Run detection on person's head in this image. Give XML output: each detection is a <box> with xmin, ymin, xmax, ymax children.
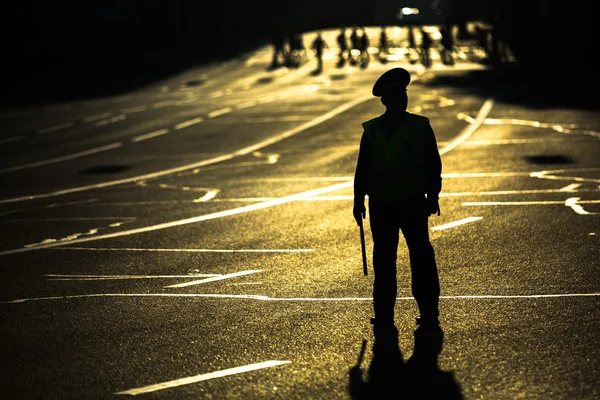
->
<box><xmin>372</xmin><ymin>68</ymin><xmax>411</xmax><ymax>112</ymax></box>
<box><xmin>381</xmin><ymin>89</ymin><xmax>408</xmax><ymax>111</ymax></box>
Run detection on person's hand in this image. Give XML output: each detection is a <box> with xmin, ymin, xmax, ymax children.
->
<box><xmin>353</xmin><ymin>201</ymin><xmax>366</xmax><ymax>226</ymax></box>
<box><xmin>427</xmin><ymin>196</ymin><xmax>441</xmax><ymax>216</ymax></box>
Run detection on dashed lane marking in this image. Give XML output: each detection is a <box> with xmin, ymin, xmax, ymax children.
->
<box><xmin>132</xmin><ymin>129</ymin><xmax>169</xmax><ymax>143</ymax></box>
<box><xmin>207</xmin><ymin>106</ymin><xmax>233</xmax><ymax>118</ymax></box>
<box><xmin>0</xmin><ymin>135</ymin><xmax>25</xmax><ymax>145</ymax></box>
<box><xmin>0</xmin><ymin>142</ymin><xmax>124</xmax><ymax>173</ymax></box>
<box><xmin>82</xmin><ymin>112</ymin><xmax>112</xmax><ymax>123</ymax></box>
<box><xmin>174</xmin><ymin>117</ymin><xmax>203</xmax><ymax>130</ymax></box>
<box><xmin>36</xmin><ymin>122</ymin><xmax>75</xmax><ymax>135</ymax></box>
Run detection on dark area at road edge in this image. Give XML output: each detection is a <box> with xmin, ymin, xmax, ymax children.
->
<box><xmin>4</xmin><ymin>36</ymin><xmax>597</xmax><ymax>113</ymax></box>
<box><xmin>2</xmin><ymin>0</ymin><xmax>598</xmax><ymax>112</ymax></box>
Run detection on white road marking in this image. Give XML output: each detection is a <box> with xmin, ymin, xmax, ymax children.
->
<box><xmin>36</xmin><ymin>122</ymin><xmax>75</xmax><ymax>135</ymax></box>
<box><xmin>0</xmin><ymin>93</ymin><xmax>374</xmax><ymax>205</ymax></box>
<box><xmin>460</xmin><ymin>138</ymin><xmax>590</xmax><ymax>146</ymax></box>
<box><xmin>457</xmin><ymin>114</ymin><xmax>600</xmax><ymax>138</ymax></box>
<box><xmin>441</xmin><ymin>98</ymin><xmax>493</xmax><ymax>154</ymax></box>
<box><xmin>120</xmin><ymin>106</ymin><xmax>147</xmax><ymax>114</ymax></box>
<box><xmin>463</xmin><ymin>200</ymin><xmax>600</xmax><ymax>206</ymax></box>
<box><xmin>442</xmin><ymin>171</ymin><xmax>533</xmax><ymax>178</ymax></box>
<box><xmin>82</xmin><ymin>112</ymin><xmax>112</xmax><ymax>123</ymax></box>
<box><xmin>165</xmin><ymin>269</ymin><xmax>261</xmax><ymax>288</ymax></box>
<box><xmin>0</xmin><ymin>181</ymin><xmax>353</xmax><ymax>255</ymax></box>
<box><xmin>487</xmin><ymin>117</ymin><xmax>600</xmax><ymax>138</ymax></box>
<box><xmin>0</xmin><ymin>142</ymin><xmax>124</xmax><ymax>173</ymax></box>
<box><xmin>208</xmin><ymin>106</ymin><xmax>233</xmax><ymax>118</ymax></box>
<box><xmin>531</xmin><ymin>168</ymin><xmax>600</xmax><ymax>184</ymax></box>
<box><xmin>235</xmin><ymin>100</ymin><xmax>257</xmax><ymax>109</ymax></box>
<box><xmin>431</xmin><ymin>217</ymin><xmax>483</xmax><ymax>231</ymax></box>
<box><xmin>152</xmin><ymin>100</ymin><xmax>177</xmax><ymax>108</ymax></box>
<box><xmin>192</xmin><ymin>189</ymin><xmax>220</xmax><ymax>202</ymax></box>
<box><xmin>565</xmin><ymin>197</ymin><xmax>598</xmax><ymax>215</ymax></box>
<box><xmin>46</xmin><ymin>273</ymin><xmax>219</xmax><ymax>280</ymax></box>
<box><xmin>203</xmin><ymin>116</ymin><xmax>313</xmax><ymax>124</ymax></box>
<box><xmin>114</xmin><ymin>360</ymin><xmax>291</xmax><ymax>396</ymax></box>
<box><xmin>162</xmin><ymin>187</ymin><xmax>600</xmax><ymax>203</ymax></box>
<box><xmin>0</xmin><ymin>217</ymin><xmax>135</xmax><ymax>222</ymax></box>
<box><xmin>0</xmin><ymin>95</ymin><xmax>495</xmax><ymax>255</ymax></box>
<box><xmin>95</xmin><ymin>115</ymin><xmax>125</xmax><ymax>127</ymax></box>
<box><xmin>232</xmin><ymin>176</ymin><xmax>353</xmax><ymax>183</ymax></box>
<box><xmin>441</xmin><ymin>188</ymin><xmax>600</xmax><ymax>197</ymax></box>
<box><xmin>132</xmin><ymin>129</ymin><xmax>169</xmax><ymax>142</ymax></box>
<box><xmin>560</xmin><ymin>183</ymin><xmax>582</xmax><ymax>191</ymax></box>
<box><xmin>5</xmin><ymin>292</ymin><xmax>600</xmax><ymax>304</ymax></box>
<box><xmin>0</xmin><ymin>135</ymin><xmax>25</xmax><ymax>145</ymax></box>
<box><xmin>51</xmin><ymin>247</ymin><xmax>313</xmax><ymax>252</ymax></box>
<box><xmin>174</xmin><ymin>117</ymin><xmax>204</xmax><ymax>130</ymax></box>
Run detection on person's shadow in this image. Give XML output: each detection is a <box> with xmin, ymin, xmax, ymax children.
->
<box><xmin>349</xmin><ymin>324</ymin><xmax>463</xmax><ymax>399</ymax></box>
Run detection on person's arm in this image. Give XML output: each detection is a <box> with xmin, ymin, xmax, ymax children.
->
<box><xmin>353</xmin><ymin>131</ymin><xmax>370</xmax><ymax>225</ymax></box>
<box><xmin>423</xmin><ymin>119</ymin><xmax>442</xmax><ymax>215</ymax></box>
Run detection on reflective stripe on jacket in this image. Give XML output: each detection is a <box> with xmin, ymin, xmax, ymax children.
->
<box><xmin>362</xmin><ymin>112</ymin><xmax>428</xmax><ymax>202</ymax></box>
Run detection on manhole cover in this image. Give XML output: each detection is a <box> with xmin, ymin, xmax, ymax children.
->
<box><xmin>524</xmin><ymin>155</ymin><xmax>573</xmax><ymax>165</ymax></box>
<box><xmin>257</xmin><ymin>76</ymin><xmax>273</xmax><ymax>84</ymax></box>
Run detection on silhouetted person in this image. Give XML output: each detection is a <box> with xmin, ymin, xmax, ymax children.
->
<box><xmin>287</xmin><ymin>33</ymin><xmax>306</xmax><ymax>68</ymax></box>
<box><xmin>311</xmin><ymin>32</ymin><xmax>328</xmax><ymax>73</ymax></box>
<box><xmin>378</xmin><ymin>26</ymin><xmax>389</xmax><ymax>63</ymax></box>
<box><xmin>420</xmin><ymin>27</ymin><xmax>432</xmax><ymax>67</ymax></box>
<box><xmin>475</xmin><ymin>25</ymin><xmax>489</xmax><ymax>59</ymax></box>
<box><xmin>350</xmin><ymin>26</ymin><xmax>360</xmax><ymax>52</ymax></box>
<box><xmin>359</xmin><ymin>27</ymin><xmax>370</xmax><ymax>68</ymax></box>
<box><xmin>407</xmin><ymin>24</ymin><xmax>417</xmax><ymax>64</ymax></box>
<box><xmin>353</xmin><ymin>68</ymin><xmax>442</xmax><ymax>329</ymax></box>
<box><xmin>349</xmin><ymin>26</ymin><xmax>360</xmax><ymax>66</ymax></box>
<box><xmin>439</xmin><ymin>24</ymin><xmax>455</xmax><ymax>66</ymax></box>
<box><xmin>336</xmin><ymin>27</ymin><xmax>349</xmax><ymax>67</ymax></box>
<box><xmin>270</xmin><ymin>34</ymin><xmax>287</xmax><ymax>69</ymax></box>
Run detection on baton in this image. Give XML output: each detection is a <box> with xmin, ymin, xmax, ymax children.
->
<box><xmin>359</xmin><ymin>219</ymin><xmax>368</xmax><ymax>275</ymax></box>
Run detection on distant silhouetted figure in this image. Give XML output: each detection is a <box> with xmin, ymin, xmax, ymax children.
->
<box><xmin>349</xmin><ymin>26</ymin><xmax>360</xmax><ymax>65</ymax></box>
<box><xmin>407</xmin><ymin>25</ymin><xmax>418</xmax><ymax>64</ymax></box>
<box><xmin>353</xmin><ymin>68</ymin><xmax>442</xmax><ymax>329</ymax></box>
<box><xmin>378</xmin><ymin>26</ymin><xmax>389</xmax><ymax>63</ymax></box>
<box><xmin>439</xmin><ymin>24</ymin><xmax>455</xmax><ymax>66</ymax></box>
<box><xmin>336</xmin><ymin>27</ymin><xmax>349</xmax><ymax>67</ymax></box>
<box><xmin>350</xmin><ymin>26</ymin><xmax>360</xmax><ymax>53</ymax></box>
<box><xmin>359</xmin><ymin>27</ymin><xmax>370</xmax><ymax>68</ymax></box>
<box><xmin>420</xmin><ymin>27</ymin><xmax>432</xmax><ymax>67</ymax></box>
<box><xmin>270</xmin><ymin>34</ymin><xmax>288</xmax><ymax>69</ymax></box>
<box><xmin>287</xmin><ymin>33</ymin><xmax>307</xmax><ymax>68</ymax></box>
<box><xmin>311</xmin><ymin>32</ymin><xmax>329</xmax><ymax>73</ymax></box>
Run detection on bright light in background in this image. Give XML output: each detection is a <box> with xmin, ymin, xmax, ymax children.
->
<box><xmin>400</xmin><ymin>7</ymin><xmax>419</xmax><ymax>16</ymax></box>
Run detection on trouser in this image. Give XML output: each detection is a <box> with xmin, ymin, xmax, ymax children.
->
<box><xmin>369</xmin><ymin>197</ymin><xmax>440</xmax><ymax>321</ymax></box>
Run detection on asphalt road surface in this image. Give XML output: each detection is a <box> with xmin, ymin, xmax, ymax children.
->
<box><xmin>1</xmin><ymin>27</ymin><xmax>599</xmax><ymax>400</ymax></box>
